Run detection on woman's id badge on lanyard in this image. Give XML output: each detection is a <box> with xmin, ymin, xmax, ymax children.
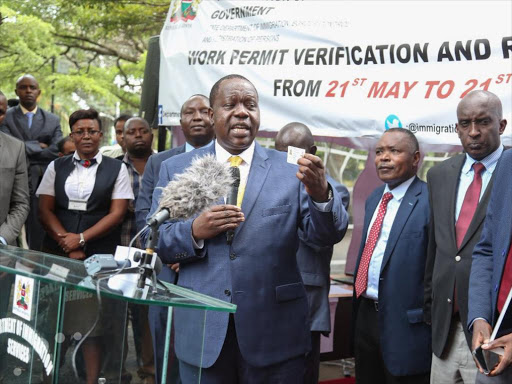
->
<box><xmin>68</xmin><ymin>199</ymin><xmax>87</xmax><ymax>211</ymax></box>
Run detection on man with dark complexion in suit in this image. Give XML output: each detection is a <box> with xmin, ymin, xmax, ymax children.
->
<box><xmin>135</xmin><ymin>94</ymin><xmax>215</xmax><ymax>384</ymax></box>
<box><xmin>353</xmin><ymin>128</ymin><xmax>431</xmax><ymax>384</ymax></box>
<box><xmin>1</xmin><ymin>75</ymin><xmax>62</xmax><ymax>251</ymax></box>
<box><xmin>425</xmin><ymin>90</ymin><xmax>506</xmax><ymax>384</ymax></box>
<box><xmin>275</xmin><ymin>122</ymin><xmax>350</xmax><ymax>384</ymax></box>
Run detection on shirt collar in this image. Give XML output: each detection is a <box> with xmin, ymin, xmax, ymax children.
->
<box><xmin>384</xmin><ymin>175</ymin><xmax>416</xmax><ymax>202</ymax></box>
<box><xmin>73</xmin><ymin>151</ymin><xmax>103</xmax><ymax>165</ymax></box>
<box><xmin>215</xmin><ymin>140</ymin><xmax>255</xmax><ymax>167</ymax></box>
<box><xmin>185</xmin><ymin>140</ymin><xmax>214</xmax><ymax>153</ymax></box>
<box><xmin>122</xmin><ymin>152</ymin><xmax>153</xmax><ymax>173</ymax></box>
<box><xmin>462</xmin><ymin>145</ymin><xmax>503</xmax><ymax>175</ymax></box>
<box><xmin>20</xmin><ymin>105</ymin><xmax>38</xmax><ymax>115</ymax></box>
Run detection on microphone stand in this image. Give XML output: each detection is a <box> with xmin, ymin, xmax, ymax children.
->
<box><xmin>92</xmin><ymin>224</ymin><xmax>161</xmax><ymax>294</ymax></box>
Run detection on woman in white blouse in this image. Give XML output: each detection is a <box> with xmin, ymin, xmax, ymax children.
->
<box><xmin>37</xmin><ymin>109</ymin><xmax>133</xmax><ymax>384</ymax></box>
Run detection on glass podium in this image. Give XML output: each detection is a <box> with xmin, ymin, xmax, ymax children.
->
<box><xmin>0</xmin><ymin>245</ymin><xmax>236</xmax><ymax>384</ymax></box>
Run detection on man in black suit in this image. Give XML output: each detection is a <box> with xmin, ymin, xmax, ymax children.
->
<box><xmin>0</xmin><ymin>74</ymin><xmax>62</xmax><ymax>250</ymax></box>
<box><xmin>275</xmin><ymin>122</ymin><xmax>350</xmax><ymax>384</ymax></box>
<box><xmin>135</xmin><ymin>94</ymin><xmax>214</xmax><ymax>384</ymax></box>
<box><xmin>424</xmin><ymin>90</ymin><xmax>506</xmax><ymax>383</ymax></box>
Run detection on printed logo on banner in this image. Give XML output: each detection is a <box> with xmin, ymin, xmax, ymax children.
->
<box><xmin>385</xmin><ymin>114</ymin><xmax>402</xmax><ymax>130</ymax></box>
<box><xmin>170</xmin><ymin>0</ymin><xmax>202</xmax><ymax>23</ymax></box>
<box><xmin>158</xmin><ymin>105</ymin><xmax>163</xmax><ymax>125</ymax></box>
<box><xmin>12</xmin><ymin>275</ymin><xmax>35</xmax><ymax>321</ymax></box>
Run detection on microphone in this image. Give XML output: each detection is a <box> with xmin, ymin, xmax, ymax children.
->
<box><xmin>226</xmin><ymin>167</ymin><xmax>240</xmax><ymax>244</ymax></box>
<box><xmin>148</xmin><ymin>153</ymin><xmax>234</xmax><ymax>225</ymax></box>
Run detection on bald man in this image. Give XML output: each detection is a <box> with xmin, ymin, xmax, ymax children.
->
<box><xmin>424</xmin><ymin>90</ymin><xmax>507</xmax><ymax>383</ymax></box>
<box><xmin>275</xmin><ymin>122</ymin><xmax>350</xmax><ymax>384</ymax></box>
<box><xmin>1</xmin><ymin>74</ymin><xmax>62</xmax><ymax>250</ymax></box>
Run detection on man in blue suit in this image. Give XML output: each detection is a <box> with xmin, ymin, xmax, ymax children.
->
<box><xmin>150</xmin><ymin>74</ymin><xmax>348</xmax><ymax>383</ymax></box>
<box><xmin>352</xmin><ymin>128</ymin><xmax>431</xmax><ymax>383</ymax></box>
<box><xmin>275</xmin><ymin>121</ymin><xmax>350</xmax><ymax>384</ymax></box>
<box><xmin>135</xmin><ymin>94</ymin><xmax>214</xmax><ymax>384</ymax></box>
<box><xmin>469</xmin><ymin>149</ymin><xmax>512</xmax><ymax>383</ymax></box>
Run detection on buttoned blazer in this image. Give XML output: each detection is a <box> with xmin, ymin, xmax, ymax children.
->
<box><xmin>424</xmin><ymin>153</ymin><xmax>497</xmax><ymax>356</ymax></box>
<box><xmin>468</xmin><ymin>149</ymin><xmax>512</xmax><ymax>334</ymax></box>
<box><xmin>150</xmin><ymin>142</ymin><xmax>348</xmax><ymax>368</ymax></box>
<box><xmin>0</xmin><ymin>132</ymin><xmax>29</xmax><ymax>245</ymax></box>
<box><xmin>1</xmin><ymin>106</ymin><xmax>62</xmax><ymax>193</ymax></box>
<box><xmin>297</xmin><ymin>178</ymin><xmax>350</xmax><ymax>333</ymax></box>
<box><xmin>352</xmin><ymin>176</ymin><xmax>432</xmax><ymax>376</ymax></box>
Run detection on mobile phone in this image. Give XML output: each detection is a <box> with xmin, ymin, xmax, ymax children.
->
<box><xmin>472</xmin><ymin>346</ymin><xmax>501</xmax><ymax>375</ymax></box>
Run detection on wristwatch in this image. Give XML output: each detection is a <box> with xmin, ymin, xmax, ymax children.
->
<box><xmin>79</xmin><ymin>233</ymin><xmax>86</xmax><ymax>247</ymax></box>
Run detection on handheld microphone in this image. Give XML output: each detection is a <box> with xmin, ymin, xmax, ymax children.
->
<box><xmin>147</xmin><ymin>153</ymin><xmax>234</xmax><ymax>226</ymax></box>
<box><xmin>226</xmin><ymin>167</ymin><xmax>240</xmax><ymax>244</ymax></box>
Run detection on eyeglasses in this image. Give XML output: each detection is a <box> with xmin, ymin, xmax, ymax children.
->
<box><xmin>71</xmin><ymin>130</ymin><xmax>101</xmax><ymax>138</ymax></box>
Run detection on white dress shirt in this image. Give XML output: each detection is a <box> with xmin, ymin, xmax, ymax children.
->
<box><xmin>36</xmin><ymin>151</ymin><xmax>134</xmax><ymax>200</ymax></box>
<box><xmin>364</xmin><ymin>176</ymin><xmax>416</xmax><ymax>300</ymax></box>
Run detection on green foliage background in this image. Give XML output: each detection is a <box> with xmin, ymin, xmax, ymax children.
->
<box><xmin>0</xmin><ymin>0</ymin><xmax>169</xmax><ymax>133</ymax></box>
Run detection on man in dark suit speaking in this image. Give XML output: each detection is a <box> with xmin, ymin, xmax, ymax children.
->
<box><xmin>352</xmin><ymin>128</ymin><xmax>431</xmax><ymax>384</ymax></box>
<box><xmin>424</xmin><ymin>91</ymin><xmax>506</xmax><ymax>383</ymax></box>
<box><xmin>0</xmin><ymin>75</ymin><xmax>62</xmax><ymax>250</ymax></box>
<box><xmin>149</xmin><ymin>74</ymin><xmax>348</xmax><ymax>383</ymax></box>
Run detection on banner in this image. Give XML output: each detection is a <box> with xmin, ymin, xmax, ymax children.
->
<box><xmin>159</xmin><ymin>0</ymin><xmax>512</xmax><ymax>145</ymax></box>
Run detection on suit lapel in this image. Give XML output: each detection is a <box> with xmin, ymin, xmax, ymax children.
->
<box><xmin>235</xmin><ymin>143</ymin><xmax>270</xmax><ymax>235</ymax></box>
<box><xmin>13</xmin><ymin>107</ymin><xmax>30</xmax><ymax>141</ymax></box>
<box><xmin>381</xmin><ymin>177</ymin><xmax>421</xmax><ymax>272</ymax></box>
<box><xmin>447</xmin><ymin>155</ymin><xmax>465</xmax><ymax>250</ymax></box>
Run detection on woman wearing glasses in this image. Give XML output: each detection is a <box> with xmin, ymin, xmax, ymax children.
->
<box><xmin>37</xmin><ymin>108</ymin><xmax>133</xmax><ymax>384</ymax></box>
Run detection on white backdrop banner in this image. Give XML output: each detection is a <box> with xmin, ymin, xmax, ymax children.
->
<box><xmin>159</xmin><ymin>0</ymin><xmax>512</xmax><ymax>145</ymax></box>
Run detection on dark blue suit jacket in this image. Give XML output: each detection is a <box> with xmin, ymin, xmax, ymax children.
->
<box><xmin>150</xmin><ymin>142</ymin><xmax>349</xmax><ymax>368</ymax></box>
<box><xmin>353</xmin><ymin>176</ymin><xmax>432</xmax><ymax>376</ymax></box>
<box><xmin>468</xmin><ymin>149</ymin><xmax>512</xmax><ymax>335</ymax></box>
<box><xmin>298</xmin><ymin>178</ymin><xmax>349</xmax><ymax>333</ymax></box>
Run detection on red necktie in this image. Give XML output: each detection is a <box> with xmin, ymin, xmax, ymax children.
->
<box><xmin>455</xmin><ymin>163</ymin><xmax>485</xmax><ymax>249</ymax></box>
<box><xmin>498</xmin><ymin>242</ymin><xmax>512</xmax><ymax>312</ymax></box>
<box><xmin>355</xmin><ymin>192</ymin><xmax>393</xmax><ymax>298</ymax></box>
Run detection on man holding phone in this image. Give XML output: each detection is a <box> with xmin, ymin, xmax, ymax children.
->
<box><xmin>468</xmin><ymin>147</ymin><xmax>512</xmax><ymax>382</ymax></box>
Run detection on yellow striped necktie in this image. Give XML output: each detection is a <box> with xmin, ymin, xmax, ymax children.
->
<box><xmin>229</xmin><ymin>156</ymin><xmax>245</xmax><ymax>207</ymax></box>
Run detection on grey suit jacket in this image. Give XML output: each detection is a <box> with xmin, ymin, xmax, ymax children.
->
<box><xmin>0</xmin><ymin>132</ymin><xmax>30</xmax><ymax>249</ymax></box>
<box><xmin>297</xmin><ymin>177</ymin><xmax>350</xmax><ymax>333</ymax></box>
<box><xmin>424</xmin><ymin>153</ymin><xmax>497</xmax><ymax>356</ymax></box>
<box><xmin>1</xmin><ymin>106</ymin><xmax>62</xmax><ymax>194</ymax></box>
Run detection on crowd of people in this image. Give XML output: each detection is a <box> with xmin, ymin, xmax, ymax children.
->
<box><xmin>0</xmin><ymin>73</ymin><xmax>511</xmax><ymax>384</ymax></box>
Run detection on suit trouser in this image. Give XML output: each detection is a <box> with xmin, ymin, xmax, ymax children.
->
<box><xmin>179</xmin><ymin>315</ymin><xmax>305</xmax><ymax>384</ymax></box>
<box><xmin>430</xmin><ymin>317</ymin><xmax>477</xmax><ymax>384</ymax></box>
<box><xmin>304</xmin><ymin>331</ymin><xmax>321</xmax><ymax>384</ymax></box>
<box><xmin>355</xmin><ymin>297</ymin><xmax>430</xmax><ymax>384</ymax></box>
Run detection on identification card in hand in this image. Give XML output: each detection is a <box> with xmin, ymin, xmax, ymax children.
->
<box><xmin>68</xmin><ymin>199</ymin><xmax>87</xmax><ymax>211</ymax></box>
<box><xmin>287</xmin><ymin>145</ymin><xmax>305</xmax><ymax>165</ymax></box>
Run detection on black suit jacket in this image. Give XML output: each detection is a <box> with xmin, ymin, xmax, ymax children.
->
<box><xmin>424</xmin><ymin>153</ymin><xmax>497</xmax><ymax>357</ymax></box>
<box><xmin>1</xmin><ymin>106</ymin><xmax>62</xmax><ymax>194</ymax></box>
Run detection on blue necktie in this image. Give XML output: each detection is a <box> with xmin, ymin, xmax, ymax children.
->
<box><xmin>26</xmin><ymin>112</ymin><xmax>34</xmax><ymax>129</ymax></box>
